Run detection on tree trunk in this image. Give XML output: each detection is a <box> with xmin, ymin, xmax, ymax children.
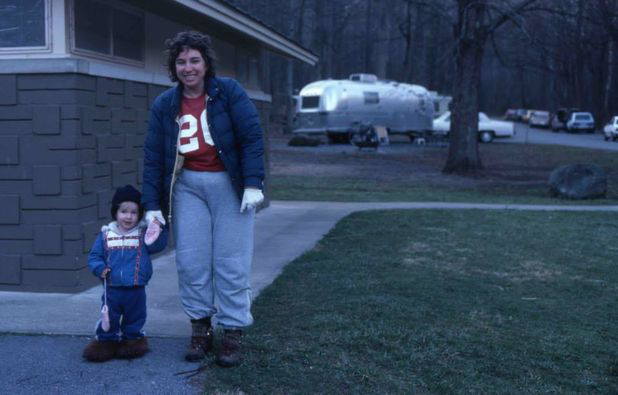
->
<box><xmin>411</xmin><ymin>2</ymin><xmax>425</xmax><ymax>83</ymax></box>
<box><xmin>401</xmin><ymin>1</ymin><xmax>413</xmax><ymax>82</ymax></box>
<box><xmin>517</xmin><ymin>66</ymin><xmax>526</xmax><ymax>108</ymax></box>
<box><xmin>374</xmin><ymin>1</ymin><xmax>389</xmax><ymax>78</ymax></box>
<box><xmin>603</xmin><ymin>35</ymin><xmax>615</xmax><ymax>119</ymax></box>
<box><xmin>574</xmin><ymin>0</ymin><xmax>585</xmax><ymax>108</ymax></box>
<box><xmin>426</xmin><ymin>11</ymin><xmax>439</xmax><ymax>89</ymax></box>
<box><xmin>364</xmin><ymin>0</ymin><xmax>373</xmax><ymax>72</ymax></box>
<box><xmin>443</xmin><ymin>0</ymin><xmax>488</xmax><ymax>175</ymax></box>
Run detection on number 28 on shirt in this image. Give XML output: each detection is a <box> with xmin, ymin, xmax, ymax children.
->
<box><xmin>177</xmin><ymin>109</ymin><xmax>214</xmax><ymax>154</ymax></box>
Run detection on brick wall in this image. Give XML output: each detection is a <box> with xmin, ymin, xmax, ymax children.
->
<box><xmin>0</xmin><ymin>73</ymin><xmax>270</xmax><ymax>293</ymax></box>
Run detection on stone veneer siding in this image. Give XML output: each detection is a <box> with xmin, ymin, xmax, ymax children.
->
<box><xmin>0</xmin><ymin>73</ymin><xmax>270</xmax><ymax>293</ymax></box>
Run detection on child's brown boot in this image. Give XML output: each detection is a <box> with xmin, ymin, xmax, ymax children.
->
<box><xmin>116</xmin><ymin>337</ymin><xmax>149</xmax><ymax>359</ymax></box>
<box><xmin>82</xmin><ymin>340</ymin><xmax>119</xmax><ymax>362</ymax></box>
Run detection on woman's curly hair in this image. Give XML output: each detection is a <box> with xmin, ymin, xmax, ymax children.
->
<box><xmin>165</xmin><ymin>31</ymin><xmax>217</xmax><ymax>82</ymax></box>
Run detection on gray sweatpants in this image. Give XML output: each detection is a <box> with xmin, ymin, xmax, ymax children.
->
<box><xmin>172</xmin><ymin>169</ymin><xmax>254</xmax><ymax>329</ymax></box>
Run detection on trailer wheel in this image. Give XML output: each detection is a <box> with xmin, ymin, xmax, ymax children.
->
<box><xmin>327</xmin><ymin>134</ymin><xmax>349</xmax><ymax>144</ymax></box>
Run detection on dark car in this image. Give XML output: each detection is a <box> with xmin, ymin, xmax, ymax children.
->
<box><xmin>515</xmin><ymin>109</ymin><xmax>527</xmax><ymax>121</ymax></box>
<box><xmin>504</xmin><ymin>109</ymin><xmax>518</xmax><ymax>121</ymax></box>
<box><xmin>551</xmin><ymin>108</ymin><xmax>579</xmax><ymax>132</ymax></box>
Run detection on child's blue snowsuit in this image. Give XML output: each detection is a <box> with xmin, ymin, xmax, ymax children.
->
<box><xmin>88</xmin><ymin>221</ymin><xmax>167</xmax><ymax>341</ymax></box>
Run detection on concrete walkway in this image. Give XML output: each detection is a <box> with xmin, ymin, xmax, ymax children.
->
<box><xmin>2</xmin><ymin>200</ymin><xmax>618</xmax><ymax>337</ymax></box>
<box><xmin>1</xmin><ymin>200</ymin><xmax>617</xmax><ymax>394</ymax></box>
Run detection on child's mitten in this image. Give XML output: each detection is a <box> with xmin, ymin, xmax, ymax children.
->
<box><xmin>101</xmin><ymin>277</ymin><xmax>110</xmax><ymax>332</ymax></box>
<box><xmin>144</xmin><ymin>219</ymin><xmax>161</xmax><ymax>246</ymax></box>
<box><xmin>101</xmin><ymin>304</ymin><xmax>110</xmax><ymax>332</ymax></box>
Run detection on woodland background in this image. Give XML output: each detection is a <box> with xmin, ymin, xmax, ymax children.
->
<box><xmin>227</xmin><ymin>0</ymin><xmax>618</xmax><ymax>126</ymax></box>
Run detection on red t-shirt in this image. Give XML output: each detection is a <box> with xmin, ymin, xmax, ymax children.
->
<box><xmin>177</xmin><ymin>94</ymin><xmax>225</xmax><ymax>172</ymax></box>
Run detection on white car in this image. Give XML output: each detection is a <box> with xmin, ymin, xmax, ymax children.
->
<box><xmin>432</xmin><ymin>111</ymin><xmax>515</xmax><ymax>143</ymax></box>
<box><xmin>603</xmin><ymin>116</ymin><xmax>618</xmax><ymax>141</ymax></box>
<box><xmin>566</xmin><ymin>112</ymin><xmax>595</xmax><ymax>133</ymax></box>
<box><xmin>529</xmin><ymin>110</ymin><xmax>551</xmax><ymax>128</ymax></box>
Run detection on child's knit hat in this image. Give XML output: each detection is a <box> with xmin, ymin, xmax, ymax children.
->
<box><xmin>111</xmin><ymin>185</ymin><xmax>143</xmax><ymax>220</ymax></box>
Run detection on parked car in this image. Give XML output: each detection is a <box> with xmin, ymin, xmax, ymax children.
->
<box><xmin>515</xmin><ymin>109</ymin><xmax>528</xmax><ymax>121</ymax></box>
<box><xmin>603</xmin><ymin>116</ymin><xmax>618</xmax><ymax>141</ymax></box>
<box><xmin>529</xmin><ymin>110</ymin><xmax>551</xmax><ymax>128</ymax></box>
<box><xmin>566</xmin><ymin>112</ymin><xmax>595</xmax><ymax>133</ymax></box>
<box><xmin>521</xmin><ymin>109</ymin><xmax>537</xmax><ymax>123</ymax></box>
<box><xmin>504</xmin><ymin>109</ymin><xmax>518</xmax><ymax>121</ymax></box>
<box><xmin>551</xmin><ymin>107</ymin><xmax>580</xmax><ymax>131</ymax></box>
<box><xmin>432</xmin><ymin>111</ymin><xmax>515</xmax><ymax>143</ymax></box>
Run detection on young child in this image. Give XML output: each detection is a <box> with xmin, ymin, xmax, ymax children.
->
<box><xmin>83</xmin><ymin>185</ymin><xmax>167</xmax><ymax>362</ymax></box>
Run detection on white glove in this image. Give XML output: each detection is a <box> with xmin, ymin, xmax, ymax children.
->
<box><xmin>240</xmin><ymin>188</ymin><xmax>264</xmax><ymax>213</ymax></box>
<box><xmin>145</xmin><ymin>210</ymin><xmax>166</xmax><ymax>226</ymax></box>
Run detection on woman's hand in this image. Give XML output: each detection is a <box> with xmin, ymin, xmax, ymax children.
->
<box><xmin>145</xmin><ymin>210</ymin><xmax>166</xmax><ymax>226</ymax></box>
<box><xmin>240</xmin><ymin>188</ymin><xmax>264</xmax><ymax>213</ymax></box>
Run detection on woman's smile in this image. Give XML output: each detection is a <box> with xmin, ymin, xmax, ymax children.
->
<box><xmin>175</xmin><ymin>48</ymin><xmax>207</xmax><ymax>96</ymax></box>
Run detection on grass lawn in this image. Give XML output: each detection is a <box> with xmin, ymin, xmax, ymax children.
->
<box><xmin>269</xmin><ymin>142</ymin><xmax>618</xmax><ymax>204</ymax></box>
<box><xmin>200</xmin><ymin>210</ymin><xmax>618</xmax><ymax>393</ymax></box>
<box><xmin>269</xmin><ymin>174</ymin><xmax>618</xmax><ymax>204</ymax></box>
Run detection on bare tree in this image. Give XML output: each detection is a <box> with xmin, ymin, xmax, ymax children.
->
<box><xmin>444</xmin><ymin>0</ymin><xmax>537</xmax><ymax>174</ymax></box>
<box><xmin>595</xmin><ymin>0</ymin><xmax>618</xmax><ymax>122</ymax></box>
<box><xmin>227</xmin><ymin>0</ymin><xmax>617</xmax><ymax>147</ymax></box>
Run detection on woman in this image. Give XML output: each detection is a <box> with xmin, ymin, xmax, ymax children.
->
<box><xmin>142</xmin><ymin>31</ymin><xmax>264</xmax><ymax>367</ymax></box>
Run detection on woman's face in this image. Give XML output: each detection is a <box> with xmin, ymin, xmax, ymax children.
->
<box><xmin>175</xmin><ymin>47</ymin><xmax>207</xmax><ymax>93</ymax></box>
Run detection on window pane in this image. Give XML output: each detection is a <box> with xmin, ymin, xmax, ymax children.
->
<box><xmin>74</xmin><ymin>0</ymin><xmax>110</xmax><ymax>54</ymax></box>
<box><xmin>0</xmin><ymin>0</ymin><xmax>45</xmax><ymax>48</ymax></box>
<box><xmin>363</xmin><ymin>91</ymin><xmax>379</xmax><ymax>104</ymax></box>
<box><xmin>301</xmin><ymin>96</ymin><xmax>319</xmax><ymax>109</ymax></box>
<box><xmin>248</xmin><ymin>56</ymin><xmax>259</xmax><ymax>88</ymax></box>
<box><xmin>236</xmin><ymin>51</ymin><xmax>248</xmax><ymax>83</ymax></box>
<box><xmin>112</xmin><ymin>9</ymin><xmax>143</xmax><ymax>61</ymax></box>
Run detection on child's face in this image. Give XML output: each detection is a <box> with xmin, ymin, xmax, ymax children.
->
<box><xmin>116</xmin><ymin>202</ymin><xmax>139</xmax><ymax>232</ymax></box>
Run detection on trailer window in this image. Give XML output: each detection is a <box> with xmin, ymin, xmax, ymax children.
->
<box><xmin>419</xmin><ymin>99</ymin><xmax>426</xmax><ymax>111</ymax></box>
<box><xmin>301</xmin><ymin>96</ymin><xmax>320</xmax><ymax>109</ymax></box>
<box><xmin>363</xmin><ymin>92</ymin><xmax>379</xmax><ymax>104</ymax></box>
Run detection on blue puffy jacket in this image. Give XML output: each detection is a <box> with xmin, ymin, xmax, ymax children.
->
<box><xmin>88</xmin><ymin>222</ymin><xmax>168</xmax><ymax>286</ymax></box>
<box><xmin>142</xmin><ymin>77</ymin><xmax>265</xmax><ymax>222</ymax></box>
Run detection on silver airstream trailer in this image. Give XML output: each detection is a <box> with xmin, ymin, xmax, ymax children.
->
<box><xmin>292</xmin><ymin>74</ymin><xmax>434</xmax><ymax>143</ymax></box>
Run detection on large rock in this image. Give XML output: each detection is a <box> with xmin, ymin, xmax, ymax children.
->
<box><xmin>548</xmin><ymin>164</ymin><xmax>607</xmax><ymax>199</ymax></box>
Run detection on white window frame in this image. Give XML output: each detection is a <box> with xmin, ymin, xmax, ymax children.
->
<box><xmin>0</xmin><ymin>0</ymin><xmax>52</xmax><ymax>54</ymax></box>
<box><xmin>68</xmin><ymin>0</ymin><xmax>145</xmax><ymax>67</ymax></box>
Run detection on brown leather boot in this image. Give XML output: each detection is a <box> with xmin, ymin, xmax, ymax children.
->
<box><xmin>215</xmin><ymin>329</ymin><xmax>242</xmax><ymax>367</ymax></box>
<box><xmin>82</xmin><ymin>340</ymin><xmax>119</xmax><ymax>362</ymax></box>
<box><xmin>185</xmin><ymin>317</ymin><xmax>213</xmax><ymax>362</ymax></box>
<box><xmin>116</xmin><ymin>337</ymin><xmax>149</xmax><ymax>359</ymax></box>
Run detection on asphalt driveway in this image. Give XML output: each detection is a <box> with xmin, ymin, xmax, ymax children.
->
<box><xmin>508</xmin><ymin>123</ymin><xmax>618</xmax><ymax>151</ymax></box>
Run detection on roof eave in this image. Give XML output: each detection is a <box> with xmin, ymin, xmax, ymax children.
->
<box><xmin>173</xmin><ymin>0</ymin><xmax>318</xmax><ymax>66</ymax></box>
